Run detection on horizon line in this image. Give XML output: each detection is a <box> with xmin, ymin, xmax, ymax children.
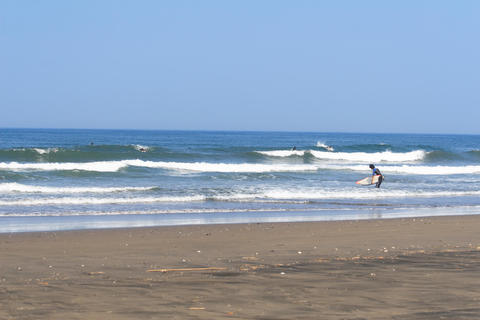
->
<box><xmin>0</xmin><ymin>126</ymin><xmax>479</xmax><ymax>136</ymax></box>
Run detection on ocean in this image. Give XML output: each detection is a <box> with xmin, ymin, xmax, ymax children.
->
<box><xmin>1</xmin><ymin>128</ymin><xmax>480</xmax><ymax>233</ymax></box>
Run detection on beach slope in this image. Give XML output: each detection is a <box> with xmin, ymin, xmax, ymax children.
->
<box><xmin>1</xmin><ymin>216</ymin><xmax>480</xmax><ymax>319</ymax></box>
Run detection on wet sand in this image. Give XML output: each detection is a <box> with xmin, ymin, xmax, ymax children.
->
<box><xmin>1</xmin><ymin>215</ymin><xmax>480</xmax><ymax>319</ymax></box>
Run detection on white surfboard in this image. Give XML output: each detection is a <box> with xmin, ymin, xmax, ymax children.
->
<box><xmin>356</xmin><ymin>175</ymin><xmax>381</xmax><ymax>186</ymax></box>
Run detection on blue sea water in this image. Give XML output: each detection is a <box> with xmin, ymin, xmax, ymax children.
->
<box><xmin>1</xmin><ymin>128</ymin><xmax>480</xmax><ymax>233</ymax></box>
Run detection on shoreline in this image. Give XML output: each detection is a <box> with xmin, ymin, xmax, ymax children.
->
<box><xmin>2</xmin><ymin>205</ymin><xmax>480</xmax><ymax>234</ymax></box>
<box><xmin>2</xmin><ymin>215</ymin><xmax>480</xmax><ymax>319</ymax></box>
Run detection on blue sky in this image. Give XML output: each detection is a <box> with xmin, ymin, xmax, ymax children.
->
<box><xmin>1</xmin><ymin>1</ymin><xmax>479</xmax><ymax>134</ymax></box>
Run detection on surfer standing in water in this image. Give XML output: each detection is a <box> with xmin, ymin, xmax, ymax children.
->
<box><xmin>369</xmin><ymin>164</ymin><xmax>383</xmax><ymax>188</ymax></box>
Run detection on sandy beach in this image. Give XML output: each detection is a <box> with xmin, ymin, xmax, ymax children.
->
<box><xmin>1</xmin><ymin>215</ymin><xmax>480</xmax><ymax>319</ymax></box>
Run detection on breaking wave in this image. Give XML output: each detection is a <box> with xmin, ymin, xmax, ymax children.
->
<box><xmin>257</xmin><ymin>188</ymin><xmax>480</xmax><ymax>200</ymax></box>
<box><xmin>2</xmin><ymin>188</ymin><xmax>480</xmax><ymax>207</ymax></box>
<box><xmin>2</xmin><ymin>159</ymin><xmax>479</xmax><ymax>175</ymax></box>
<box><xmin>256</xmin><ymin>149</ymin><xmax>426</xmax><ymax>162</ymax></box>
<box><xmin>0</xmin><ymin>160</ymin><xmax>320</xmax><ymax>173</ymax></box>
<box><xmin>132</xmin><ymin>144</ymin><xmax>151</xmax><ymax>152</ymax></box>
<box><xmin>324</xmin><ymin>164</ymin><xmax>480</xmax><ymax>175</ymax></box>
<box><xmin>255</xmin><ymin>150</ymin><xmax>307</xmax><ymax>157</ymax></box>
<box><xmin>33</xmin><ymin>148</ymin><xmax>59</xmax><ymax>154</ymax></box>
<box><xmin>0</xmin><ymin>195</ymin><xmax>205</xmax><ymax>206</ymax></box>
<box><xmin>0</xmin><ymin>183</ymin><xmax>155</xmax><ymax>193</ymax></box>
<box><xmin>315</xmin><ymin>141</ymin><xmax>334</xmax><ymax>151</ymax></box>
<box><xmin>309</xmin><ymin>150</ymin><xmax>426</xmax><ymax>162</ymax></box>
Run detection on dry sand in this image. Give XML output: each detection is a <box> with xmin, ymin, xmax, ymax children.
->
<box><xmin>1</xmin><ymin>215</ymin><xmax>480</xmax><ymax>319</ymax></box>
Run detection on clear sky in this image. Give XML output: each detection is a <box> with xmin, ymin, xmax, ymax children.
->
<box><xmin>1</xmin><ymin>1</ymin><xmax>479</xmax><ymax>134</ymax></box>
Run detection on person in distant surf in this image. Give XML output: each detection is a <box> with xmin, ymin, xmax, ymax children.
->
<box><xmin>292</xmin><ymin>146</ymin><xmax>297</xmax><ymax>151</ymax></box>
<box><xmin>369</xmin><ymin>164</ymin><xmax>383</xmax><ymax>188</ymax></box>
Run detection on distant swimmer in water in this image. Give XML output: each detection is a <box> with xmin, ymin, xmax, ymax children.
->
<box><xmin>369</xmin><ymin>164</ymin><xmax>383</xmax><ymax>188</ymax></box>
<box><xmin>90</xmin><ymin>142</ymin><xmax>94</xmax><ymax>146</ymax></box>
<box><xmin>292</xmin><ymin>146</ymin><xmax>297</xmax><ymax>151</ymax></box>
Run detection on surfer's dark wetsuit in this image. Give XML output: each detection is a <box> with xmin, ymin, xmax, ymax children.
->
<box><xmin>369</xmin><ymin>164</ymin><xmax>383</xmax><ymax>188</ymax></box>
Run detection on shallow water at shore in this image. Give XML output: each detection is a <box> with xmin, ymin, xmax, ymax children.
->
<box><xmin>2</xmin><ymin>205</ymin><xmax>480</xmax><ymax>233</ymax></box>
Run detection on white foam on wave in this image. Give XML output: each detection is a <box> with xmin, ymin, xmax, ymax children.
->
<box><xmin>8</xmin><ymin>148</ymin><xmax>58</xmax><ymax>154</ymax></box>
<box><xmin>309</xmin><ymin>150</ymin><xmax>426</xmax><ymax>162</ymax></box>
<box><xmin>324</xmin><ymin>164</ymin><xmax>480</xmax><ymax>175</ymax></box>
<box><xmin>132</xmin><ymin>144</ymin><xmax>150</xmax><ymax>152</ymax></box>
<box><xmin>0</xmin><ymin>160</ymin><xmax>320</xmax><ymax>173</ymax></box>
<box><xmin>255</xmin><ymin>150</ymin><xmax>306</xmax><ymax>157</ymax></box>
<box><xmin>256</xmin><ymin>149</ymin><xmax>425</xmax><ymax>162</ymax></box>
<box><xmin>213</xmin><ymin>188</ymin><xmax>480</xmax><ymax>201</ymax></box>
<box><xmin>0</xmin><ymin>183</ymin><xmax>155</xmax><ymax>194</ymax></box>
<box><xmin>315</xmin><ymin>141</ymin><xmax>334</xmax><ymax>151</ymax></box>
<box><xmin>139</xmin><ymin>160</ymin><xmax>320</xmax><ymax>172</ymax></box>
<box><xmin>0</xmin><ymin>187</ymin><xmax>480</xmax><ymax>206</ymax></box>
<box><xmin>258</xmin><ymin>188</ymin><xmax>480</xmax><ymax>200</ymax></box>
<box><xmin>0</xmin><ymin>161</ymin><xmax>128</xmax><ymax>172</ymax></box>
<box><xmin>383</xmin><ymin>165</ymin><xmax>480</xmax><ymax>175</ymax></box>
<box><xmin>0</xmin><ymin>195</ymin><xmax>205</xmax><ymax>206</ymax></box>
<box><xmin>3</xmin><ymin>188</ymin><xmax>479</xmax><ymax>207</ymax></box>
<box><xmin>33</xmin><ymin>148</ymin><xmax>59</xmax><ymax>154</ymax></box>
<box><xmin>1</xmin><ymin>159</ymin><xmax>479</xmax><ymax>175</ymax></box>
